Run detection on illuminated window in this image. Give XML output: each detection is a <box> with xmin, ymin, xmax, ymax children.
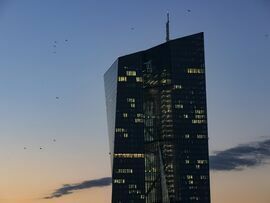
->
<box><xmin>118</xmin><ymin>76</ymin><xmax>127</xmax><ymax>82</ymax></box>
<box><xmin>136</xmin><ymin>77</ymin><xmax>142</xmax><ymax>82</ymax></box>
<box><xmin>114</xmin><ymin>153</ymin><xmax>144</xmax><ymax>158</ymax></box>
<box><xmin>197</xmin><ymin>134</ymin><xmax>206</xmax><ymax>139</ymax></box>
<box><xmin>175</xmin><ymin>104</ymin><xmax>183</xmax><ymax>109</ymax></box>
<box><xmin>195</xmin><ymin>114</ymin><xmax>205</xmax><ymax>119</ymax></box>
<box><xmin>115</xmin><ymin>128</ymin><xmax>126</xmax><ymax>133</ymax></box>
<box><xmin>197</xmin><ymin>160</ymin><xmax>208</xmax><ymax>164</ymax></box>
<box><xmin>187</xmin><ymin>175</ymin><xmax>193</xmax><ymax>180</ymax></box>
<box><xmin>123</xmin><ymin>113</ymin><xmax>128</xmax><ymax>118</ymax></box>
<box><xmin>200</xmin><ymin>175</ymin><xmax>208</xmax><ymax>180</ymax></box>
<box><xmin>187</xmin><ymin>68</ymin><xmax>204</xmax><ymax>74</ymax></box>
<box><xmin>174</xmin><ymin>84</ymin><xmax>182</xmax><ymax>89</ymax></box>
<box><xmin>128</xmin><ymin>184</ymin><xmax>137</xmax><ymax>189</ymax></box>
<box><xmin>185</xmin><ymin>134</ymin><xmax>190</xmax><ymax>139</ymax></box>
<box><xmin>185</xmin><ymin>160</ymin><xmax>190</xmax><ymax>164</ymax></box>
<box><xmin>195</xmin><ymin>109</ymin><xmax>204</xmax><ymax>114</ymax></box>
<box><xmin>130</xmin><ymin>103</ymin><xmax>135</xmax><ymax>108</ymax></box>
<box><xmin>114</xmin><ymin>179</ymin><xmax>125</xmax><ymax>184</ymax></box>
<box><xmin>192</xmin><ymin>119</ymin><xmax>206</xmax><ymax>124</ymax></box>
<box><xmin>127</xmin><ymin>98</ymin><xmax>135</xmax><ymax>103</ymax></box>
<box><xmin>135</xmin><ymin>118</ymin><xmax>143</xmax><ymax>123</ymax></box>
<box><xmin>116</xmin><ymin>169</ymin><xmax>133</xmax><ymax>174</ymax></box>
<box><xmin>123</xmin><ymin>133</ymin><xmax>128</xmax><ymax>138</ymax></box>
<box><xmin>126</xmin><ymin>70</ymin><xmax>136</xmax><ymax>76</ymax></box>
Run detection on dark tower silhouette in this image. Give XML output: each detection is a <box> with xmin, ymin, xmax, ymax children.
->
<box><xmin>104</xmin><ymin>17</ymin><xmax>211</xmax><ymax>203</ymax></box>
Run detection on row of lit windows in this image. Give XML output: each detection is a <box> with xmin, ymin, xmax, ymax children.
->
<box><xmin>185</xmin><ymin>161</ymin><xmax>207</xmax><ymax>169</ymax></box>
<box><xmin>114</xmin><ymin>179</ymin><xmax>125</xmax><ymax>184</ymax></box>
<box><xmin>192</xmin><ymin>119</ymin><xmax>206</xmax><ymax>124</ymax></box>
<box><xmin>184</xmin><ymin>134</ymin><xmax>207</xmax><ymax>139</ymax></box>
<box><xmin>135</xmin><ymin>118</ymin><xmax>143</xmax><ymax>123</ymax></box>
<box><xmin>126</xmin><ymin>70</ymin><xmax>136</xmax><ymax>76</ymax></box>
<box><xmin>118</xmin><ymin>76</ymin><xmax>127</xmax><ymax>82</ymax></box>
<box><xmin>174</xmin><ymin>84</ymin><xmax>182</xmax><ymax>89</ymax></box>
<box><xmin>197</xmin><ymin>160</ymin><xmax>208</xmax><ymax>164</ymax></box>
<box><xmin>115</xmin><ymin>128</ymin><xmax>127</xmax><ymax>133</ymax></box>
<box><xmin>195</xmin><ymin>114</ymin><xmax>205</xmax><ymax>119</ymax></box>
<box><xmin>128</xmin><ymin>189</ymin><xmax>141</xmax><ymax>194</ymax></box>
<box><xmin>127</xmin><ymin>98</ymin><xmax>135</xmax><ymax>103</ymax></box>
<box><xmin>187</xmin><ymin>68</ymin><xmax>204</xmax><ymax>74</ymax></box>
<box><xmin>114</xmin><ymin>153</ymin><xmax>144</xmax><ymax>158</ymax></box>
<box><xmin>118</xmin><ymin>76</ymin><xmax>142</xmax><ymax>83</ymax></box>
<box><xmin>186</xmin><ymin>175</ymin><xmax>208</xmax><ymax>180</ymax></box>
<box><xmin>115</xmin><ymin>168</ymin><xmax>133</xmax><ymax>174</ymax></box>
<box><xmin>122</xmin><ymin>113</ymin><xmax>144</xmax><ymax>118</ymax></box>
<box><xmin>175</xmin><ymin>104</ymin><xmax>184</xmax><ymax>109</ymax></box>
<box><xmin>195</xmin><ymin>109</ymin><xmax>204</xmax><ymax>114</ymax></box>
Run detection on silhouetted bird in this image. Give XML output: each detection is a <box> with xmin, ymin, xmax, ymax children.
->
<box><xmin>65</xmin><ymin>39</ymin><xmax>68</xmax><ymax>42</ymax></box>
<box><xmin>54</xmin><ymin>41</ymin><xmax>57</xmax><ymax>43</ymax></box>
<box><xmin>24</xmin><ymin>147</ymin><xmax>27</xmax><ymax>150</ymax></box>
<box><xmin>131</xmin><ymin>27</ymin><xmax>135</xmax><ymax>30</ymax></box>
<box><xmin>53</xmin><ymin>139</ymin><xmax>56</xmax><ymax>142</ymax></box>
<box><xmin>56</xmin><ymin>97</ymin><xmax>59</xmax><ymax>99</ymax></box>
<box><xmin>40</xmin><ymin>147</ymin><xmax>43</xmax><ymax>150</ymax></box>
<box><xmin>187</xmin><ymin>9</ymin><xmax>191</xmax><ymax>12</ymax></box>
<box><xmin>265</xmin><ymin>34</ymin><xmax>269</xmax><ymax>38</ymax></box>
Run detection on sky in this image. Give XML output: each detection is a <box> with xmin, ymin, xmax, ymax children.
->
<box><xmin>0</xmin><ymin>0</ymin><xmax>269</xmax><ymax>202</ymax></box>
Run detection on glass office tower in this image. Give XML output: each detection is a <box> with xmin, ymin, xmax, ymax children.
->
<box><xmin>104</xmin><ymin>32</ymin><xmax>211</xmax><ymax>203</ymax></box>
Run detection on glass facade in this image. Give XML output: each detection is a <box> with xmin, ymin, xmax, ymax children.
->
<box><xmin>104</xmin><ymin>32</ymin><xmax>211</xmax><ymax>203</ymax></box>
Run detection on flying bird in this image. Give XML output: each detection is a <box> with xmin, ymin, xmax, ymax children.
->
<box><xmin>56</xmin><ymin>97</ymin><xmax>59</xmax><ymax>99</ymax></box>
<box><xmin>53</xmin><ymin>139</ymin><xmax>56</xmax><ymax>142</ymax></box>
<box><xmin>40</xmin><ymin>147</ymin><xmax>43</xmax><ymax>150</ymax></box>
<box><xmin>131</xmin><ymin>27</ymin><xmax>135</xmax><ymax>30</ymax></box>
<box><xmin>187</xmin><ymin>9</ymin><xmax>191</xmax><ymax>12</ymax></box>
<box><xmin>65</xmin><ymin>39</ymin><xmax>68</xmax><ymax>42</ymax></box>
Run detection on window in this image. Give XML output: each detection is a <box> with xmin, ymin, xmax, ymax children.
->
<box><xmin>126</xmin><ymin>70</ymin><xmax>136</xmax><ymax>76</ymax></box>
<box><xmin>187</xmin><ymin>68</ymin><xmax>204</xmax><ymax>74</ymax></box>
<box><xmin>118</xmin><ymin>76</ymin><xmax>127</xmax><ymax>82</ymax></box>
<box><xmin>136</xmin><ymin>77</ymin><xmax>142</xmax><ymax>82</ymax></box>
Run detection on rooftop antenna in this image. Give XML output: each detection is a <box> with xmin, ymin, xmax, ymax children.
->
<box><xmin>166</xmin><ymin>12</ymin><xmax>170</xmax><ymax>42</ymax></box>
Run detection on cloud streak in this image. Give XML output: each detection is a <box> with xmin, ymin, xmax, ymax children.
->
<box><xmin>44</xmin><ymin>177</ymin><xmax>111</xmax><ymax>199</ymax></box>
<box><xmin>210</xmin><ymin>138</ymin><xmax>270</xmax><ymax>171</ymax></box>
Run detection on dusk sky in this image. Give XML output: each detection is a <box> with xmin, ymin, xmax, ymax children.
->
<box><xmin>0</xmin><ymin>0</ymin><xmax>270</xmax><ymax>202</ymax></box>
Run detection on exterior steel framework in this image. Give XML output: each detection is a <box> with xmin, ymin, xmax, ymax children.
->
<box><xmin>104</xmin><ymin>33</ymin><xmax>211</xmax><ymax>203</ymax></box>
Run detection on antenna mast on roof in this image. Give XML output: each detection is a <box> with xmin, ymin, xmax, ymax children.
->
<box><xmin>166</xmin><ymin>12</ymin><xmax>170</xmax><ymax>42</ymax></box>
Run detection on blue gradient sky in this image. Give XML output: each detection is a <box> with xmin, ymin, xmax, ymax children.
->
<box><xmin>0</xmin><ymin>0</ymin><xmax>269</xmax><ymax>202</ymax></box>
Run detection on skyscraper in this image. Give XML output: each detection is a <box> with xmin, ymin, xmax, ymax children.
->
<box><xmin>104</xmin><ymin>31</ymin><xmax>211</xmax><ymax>203</ymax></box>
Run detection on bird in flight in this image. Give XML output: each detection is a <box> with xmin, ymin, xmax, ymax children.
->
<box><xmin>187</xmin><ymin>9</ymin><xmax>191</xmax><ymax>12</ymax></box>
<box><xmin>56</xmin><ymin>97</ymin><xmax>59</xmax><ymax>99</ymax></box>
